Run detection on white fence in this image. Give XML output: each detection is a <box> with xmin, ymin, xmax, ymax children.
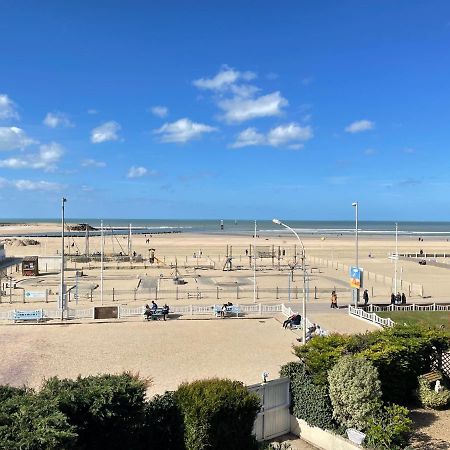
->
<box><xmin>248</xmin><ymin>377</ymin><xmax>291</xmax><ymax>441</ymax></box>
<box><xmin>368</xmin><ymin>303</ymin><xmax>450</xmax><ymax>313</ymax></box>
<box><xmin>348</xmin><ymin>305</ymin><xmax>395</xmax><ymax>328</ymax></box>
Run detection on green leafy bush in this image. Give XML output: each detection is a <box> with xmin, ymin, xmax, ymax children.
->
<box><xmin>143</xmin><ymin>391</ymin><xmax>184</xmax><ymax>450</ymax></box>
<box><xmin>280</xmin><ymin>362</ymin><xmax>335</xmax><ymax>430</ymax></box>
<box><xmin>328</xmin><ymin>356</ymin><xmax>382</xmax><ymax>430</ymax></box>
<box><xmin>41</xmin><ymin>373</ymin><xmax>148</xmax><ymax>450</ymax></box>
<box><xmin>175</xmin><ymin>378</ymin><xmax>260</xmax><ymax>450</ymax></box>
<box><xmin>293</xmin><ymin>325</ymin><xmax>450</xmax><ymax>404</ymax></box>
<box><xmin>0</xmin><ymin>390</ymin><xmax>76</xmax><ymax>450</ymax></box>
<box><xmin>365</xmin><ymin>404</ymin><xmax>412</xmax><ymax>450</ymax></box>
<box><xmin>417</xmin><ymin>376</ymin><xmax>450</xmax><ymax>409</ymax></box>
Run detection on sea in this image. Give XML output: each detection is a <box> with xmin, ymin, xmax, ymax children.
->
<box><xmin>2</xmin><ymin>219</ymin><xmax>450</xmax><ymax>237</ymax></box>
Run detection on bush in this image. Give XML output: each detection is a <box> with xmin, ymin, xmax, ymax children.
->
<box><xmin>41</xmin><ymin>373</ymin><xmax>149</xmax><ymax>450</ymax></box>
<box><xmin>0</xmin><ymin>390</ymin><xmax>76</xmax><ymax>450</ymax></box>
<box><xmin>280</xmin><ymin>362</ymin><xmax>335</xmax><ymax>430</ymax></box>
<box><xmin>293</xmin><ymin>325</ymin><xmax>450</xmax><ymax>404</ymax></box>
<box><xmin>143</xmin><ymin>391</ymin><xmax>184</xmax><ymax>450</ymax></box>
<box><xmin>365</xmin><ymin>404</ymin><xmax>412</xmax><ymax>450</ymax></box>
<box><xmin>328</xmin><ymin>356</ymin><xmax>382</xmax><ymax>430</ymax></box>
<box><xmin>417</xmin><ymin>376</ymin><xmax>450</xmax><ymax>409</ymax></box>
<box><xmin>175</xmin><ymin>378</ymin><xmax>260</xmax><ymax>450</ymax></box>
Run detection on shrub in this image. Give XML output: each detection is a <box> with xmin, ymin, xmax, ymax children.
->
<box><xmin>280</xmin><ymin>362</ymin><xmax>335</xmax><ymax>430</ymax></box>
<box><xmin>293</xmin><ymin>325</ymin><xmax>450</xmax><ymax>404</ymax></box>
<box><xmin>417</xmin><ymin>376</ymin><xmax>450</xmax><ymax>409</ymax></box>
<box><xmin>143</xmin><ymin>391</ymin><xmax>184</xmax><ymax>450</ymax></box>
<box><xmin>328</xmin><ymin>356</ymin><xmax>382</xmax><ymax>430</ymax></box>
<box><xmin>41</xmin><ymin>373</ymin><xmax>149</xmax><ymax>450</ymax></box>
<box><xmin>175</xmin><ymin>378</ymin><xmax>260</xmax><ymax>450</ymax></box>
<box><xmin>365</xmin><ymin>404</ymin><xmax>412</xmax><ymax>450</ymax></box>
<box><xmin>0</xmin><ymin>390</ymin><xmax>76</xmax><ymax>450</ymax></box>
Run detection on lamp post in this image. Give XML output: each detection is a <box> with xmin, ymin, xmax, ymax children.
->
<box><xmin>60</xmin><ymin>197</ymin><xmax>67</xmax><ymax>319</ymax></box>
<box><xmin>253</xmin><ymin>220</ymin><xmax>257</xmax><ymax>303</ymax></box>
<box><xmin>273</xmin><ymin>219</ymin><xmax>307</xmax><ymax>344</ymax></box>
<box><xmin>351</xmin><ymin>202</ymin><xmax>359</xmax><ymax>306</ymax></box>
<box><xmin>394</xmin><ymin>222</ymin><xmax>398</xmax><ymax>294</ymax></box>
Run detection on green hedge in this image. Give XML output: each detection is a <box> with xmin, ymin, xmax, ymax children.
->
<box><xmin>0</xmin><ymin>387</ymin><xmax>76</xmax><ymax>450</ymax></box>
<box><xmin>293</xmin><ymin>325</ymin><xmax>450</xmax><ymax>404</ymax></box>
<box><xmin>41</xmin><ymin>373</ymin><xmax>148</xmax><ymax>450</ymax></box>
<box><xmin>280</xmin><ymin>362</ymin><xmax>335</xmax><ymax>430</ymax></box>
<box><xmin>175</xmin><ymin>378</ymin><xmax>260</xmax><ymax>450</ymax></box>
<box><xmin>143</xmin><ymin>391</ymin><xmax>185</xmax><ymax>450</ymax></box>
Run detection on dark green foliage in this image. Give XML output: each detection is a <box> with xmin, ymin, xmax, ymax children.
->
<box><xmin>365</xmin><ymin>404</ymin><xmax>412</xmax><ymax>450</ymax></box>
<box><xmin>0</xmin><ymin>390</ymin><xmax>76</xmax><ymax>450</ymax></box>
<box><xmin>293</xmin><ymin>325</ymin><xmax>450</xmax><ymax>404</ymax></box>
<box><xmin>41</xmin><ymin>373</ymin><xmax>148</xmax><ymax>450</ymax></box>
<box><xmin>280</xmin><ymin>362</ymin><xmax>335</xmax><ymax>430</ymax></box>
<box><xmin>143</xmin><ymin>391</ymin><xmax>184</xmax><ymax>450</ymax></box>
<box><xmin>175</xmin><ymin>378</ymin><xmax>260</xmax><ymax>450</ymax></box>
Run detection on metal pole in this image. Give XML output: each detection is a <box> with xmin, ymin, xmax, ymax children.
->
<box><xmin>253</xmin><ymin>220</ymin><xmax>257</xmax><ymax>303</ymax></box>
<box><xmin>272</xmin><ymin>219</ymin><xmax>307</xmax><ymax>344</ymax></box>
<box><xmin>394</xmin><ymin>222</ymin><xmax>398</xmax><ymax>294</ymax></box>
<box><xmin>101</xmin><ymin>220</ymin><xmax>104</xmax><ymax>306</ymax></box>
<box><xmin>60</xmin><ymin>197</ymin><xmax>66</xmax><ymax>319</ymax></box>
<box><xmin>352</xmin><ymin>202</ymin><xmax>359</xmax><ymax>306</ymax></box>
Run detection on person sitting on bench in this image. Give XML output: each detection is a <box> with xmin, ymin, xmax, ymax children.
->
<box><xmin>283</xmin><ymin>314</ymin><xmax>301</xmax><ymax>329</ymax></box>
<box><xmin>151</xmin><ymin>300</ymin><xmax>158</xmax><ymax>311</ymax></box>
<box><xmin>144</xmin><ymin>304</ymin><xmax>152</xmax><ymax>320</ymax></box>
<box><xmin>162</xmin><ymin>304</ymin><xmax>169</xmax><ymax>321</ymax></box>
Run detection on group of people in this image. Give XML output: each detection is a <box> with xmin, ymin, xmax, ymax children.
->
<box><xmin>282</xmin><ymin>313</ymin><xmax>301</xmax><ymax>329</ymax></box>
<box><xmin>220</xmin><ymin>302</ymin><xmax>233</xmax><ymax>317</ymax></box>
<box><xmin>390</xmin><ymin>292</ymin><xmax>407</xmax><ymax>305</ymax></box>
<box><xmin>144</xmin><ymin>301</ymin><xmax>170</xmax><ymax>321</ymax></box>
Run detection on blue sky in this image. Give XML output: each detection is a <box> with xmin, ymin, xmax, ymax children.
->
<box><xmin>1</xmin><ymin>0</ymin><xmax>450</xmax><ymax>220</ymax></box>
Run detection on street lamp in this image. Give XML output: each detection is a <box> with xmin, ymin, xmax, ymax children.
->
<box><xmin>60</xmin><ymin>197</ymin><xmax>67</xmax><ymax>319</ymax></box>
<box><xmin>273</xmin><ymin>218</ymin><xmax>308</xmax><ymax>344</ymax></box>
<box><xmin>351</xmin><ymin>202</ymin><xmax>359</xmax><ymax>306</ymax></box>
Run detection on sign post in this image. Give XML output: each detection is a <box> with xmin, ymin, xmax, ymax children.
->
<box><xmin>350</xmin><ymin>266</ymin><xmax>363</xmax><ymax>306</ymax></box>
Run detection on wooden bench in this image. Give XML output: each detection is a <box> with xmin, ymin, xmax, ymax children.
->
<box><xmin>12</xmin><ymin>310</ymin><xmax>44</xmax><ymax>323</ymax></box>
<box><xmin>422</xmin><ymin>371</ymin><xmax>442</xmax><ymax>384</ymax></box>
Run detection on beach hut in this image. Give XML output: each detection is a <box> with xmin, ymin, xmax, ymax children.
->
<box><xmin>22</xmin><ymin>256</ymin><xmax>39</xmax><ymax>276</ymax></box>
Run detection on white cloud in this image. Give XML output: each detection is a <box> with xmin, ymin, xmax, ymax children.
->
<box><xmin>154</xmin><ymin>118</ymin><xmax>217</xmax><ymax>143</ymax></box>
<box><xmin>231</xmin><ymin>128</ymin><xmax>265</xmax><ymax>148</ymax></box>
<box><xmin>232</xmin><ymin>123</ymin><xmax>313</xmax><ymax>148</ymax></box>
<box><xmin>87</xmin><ymin>108</ymin><xmax>98</xmax><ymax>115</ymax></box>
<box><xmin>13</xmin><ymin>179</ymin><xmax>63</xmax><ymax>191</ymax></box>
<box><xmin>218</xmin><ymin>91</ymin><xmax>288</xmax><ymax>123</ymax></box>
<box><xmin>193</xmin><ymin>65</ymin><xmax>256</xmax><ymax>91</ymax></box>
<box><xmin>0</xmin><ymin>127</ymin><xmax>36</xmax><ymax>151</ymax></box>
<box><xmin>0</xmin><ymin>94</ymin><xmax>19</xmax><ymax>120</ymax></box>
<box><xmin>127</xmin><ymin>166</ymin><xmax>149</xmax><ymax>178</ymax></box>
<box><xmin>364</xmin><ymin>148</ymin><xmax>377</xmax><ymax>156</ymax></box>
<box><xmin>90</xmin><ymin>121</ymin><xmax>121</xmax><ymax>143</ymax></box>
<box><xmin>267</xmin><ymin>123</ymin><xmax>312</xmax><ymax>146</ymax></box>
<box><xmin>81</xmin><ymin>158</ymin><xmax>106</xmax><ymax>168</ymax></box>
<box><xmin>43</xmin><ymin>112</ymin><xmax>74</xmax><ymax>128</ymax></box>
<box><xmin>345</xmin><ymin>119</ymin><xmax>374</xmax><ymax>133</ymax></box>
<box><xmin>0</xmin><ymin>142</ymin><xmax>64</xmax><ymax>171</ymax></box>
<box><xmin>150</xmin><ymin>106</ymin><xmax>169</xmax><ymax>118</ymax></box>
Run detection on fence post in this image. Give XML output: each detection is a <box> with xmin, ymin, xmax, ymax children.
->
<box><xmin>371</xmin><ymin>286</ymin><xmax>374</xmax><ymax>298</ymax></box>
<box><xmin>314</xmin><ymin>286</ymin><xmax>317</xmax><ymax>299</ymax></box>
<box><xmin>90</xmin><ymin>289</ymin><xmax>93</xmax><ymax>302</ymax></box>
<box><xmin>155</xmin><ymin>287</ymin><xmax>158</xmax><ymax>300</ymax></box>
<box><xmin>236</xmin><ymin>285</ymin><xmax>239</xmax><ymax>300</ymax></box>
<box><xmin>46</xmin><ymin>289</ymin><xmax>48</xmax><ymax>303</ymax></box>
<box><xmin>276</xmin><ymin>286</ymin><xmax>279</xmax><ymax>300</ymax></box>
<box><xmin>134</xmin><ymin>289</ymin><xmax>137</xmax><ymax>301</ymax></box>
<box><xmin>216</xmin><ymin>286</ymin><xmax>219</xmax><ymax>299</ymax></box>
<box><xmin>257</xmin><ymin>286</ymin><xmax>259</xmax><ymax>300</ymax></box>
<box><xmin>112</xmin><ymin>288</ymin><xmax>115</xmax><ymax>302</ymax></box>
<box><xmin>176</xmin><ymin>285</ymin><xmax>179</xmax><ymax>301</ymax></box>
<box><xmin>23</xmin><ymin>290</ymin><xmax>25</xmax><ymax>303</ymax></box>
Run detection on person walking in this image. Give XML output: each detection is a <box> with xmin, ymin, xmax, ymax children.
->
<box><xmin>363</xmin><ymin>289</ymin><xmax>369</xmax><ymax>306</ymax></box>
<box><xmin>330</xmin><ymin>290</ymin><xmax>338</xmax><ymax>309</ymax></box>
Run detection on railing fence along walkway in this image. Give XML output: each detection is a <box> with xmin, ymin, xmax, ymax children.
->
<box><xmin>0</xmin><ymin>302</ymin><xmax>303</xmax><ymax>322</ymax></box>
<box><xmin>309</xmin><ymin>255</ymin><xmax>424</xmax><ymax>297</ymax></box>
<box><xmin>348</xmin><ymin>305</ymin><xmax>395</xmax><ymax>328</ymax></box>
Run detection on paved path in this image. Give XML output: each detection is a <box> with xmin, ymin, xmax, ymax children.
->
<box><xmin>285</xmin><ymin>299</ymin><xmax>379</xmax><ymax>334</ymax></box>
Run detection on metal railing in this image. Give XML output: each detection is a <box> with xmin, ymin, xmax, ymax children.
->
<box><xmin>348</xmin><ymin>305</ymin><xmax>395</xmax><ymax>327</ymax></box>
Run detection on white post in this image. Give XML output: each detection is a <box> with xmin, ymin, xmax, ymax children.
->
<box><xmin>253</xmin><ymin>220</ymin><xmax>257</xmax><ymax>303</ymax></box>
<box><xmin>352</xmin><ymin>202</ymin><xmax>359</xmax><ymax>306</ymax></box>
<box><xmin>100</xmin><ymin>220</ymin><xmax>104</xmax><ymax>306</ymax></box>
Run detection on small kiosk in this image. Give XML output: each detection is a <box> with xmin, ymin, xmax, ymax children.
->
<box><xmin>22</xmin><ymin>256</ymin><xmax>39</xmax><ymax>276</ymax></box>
